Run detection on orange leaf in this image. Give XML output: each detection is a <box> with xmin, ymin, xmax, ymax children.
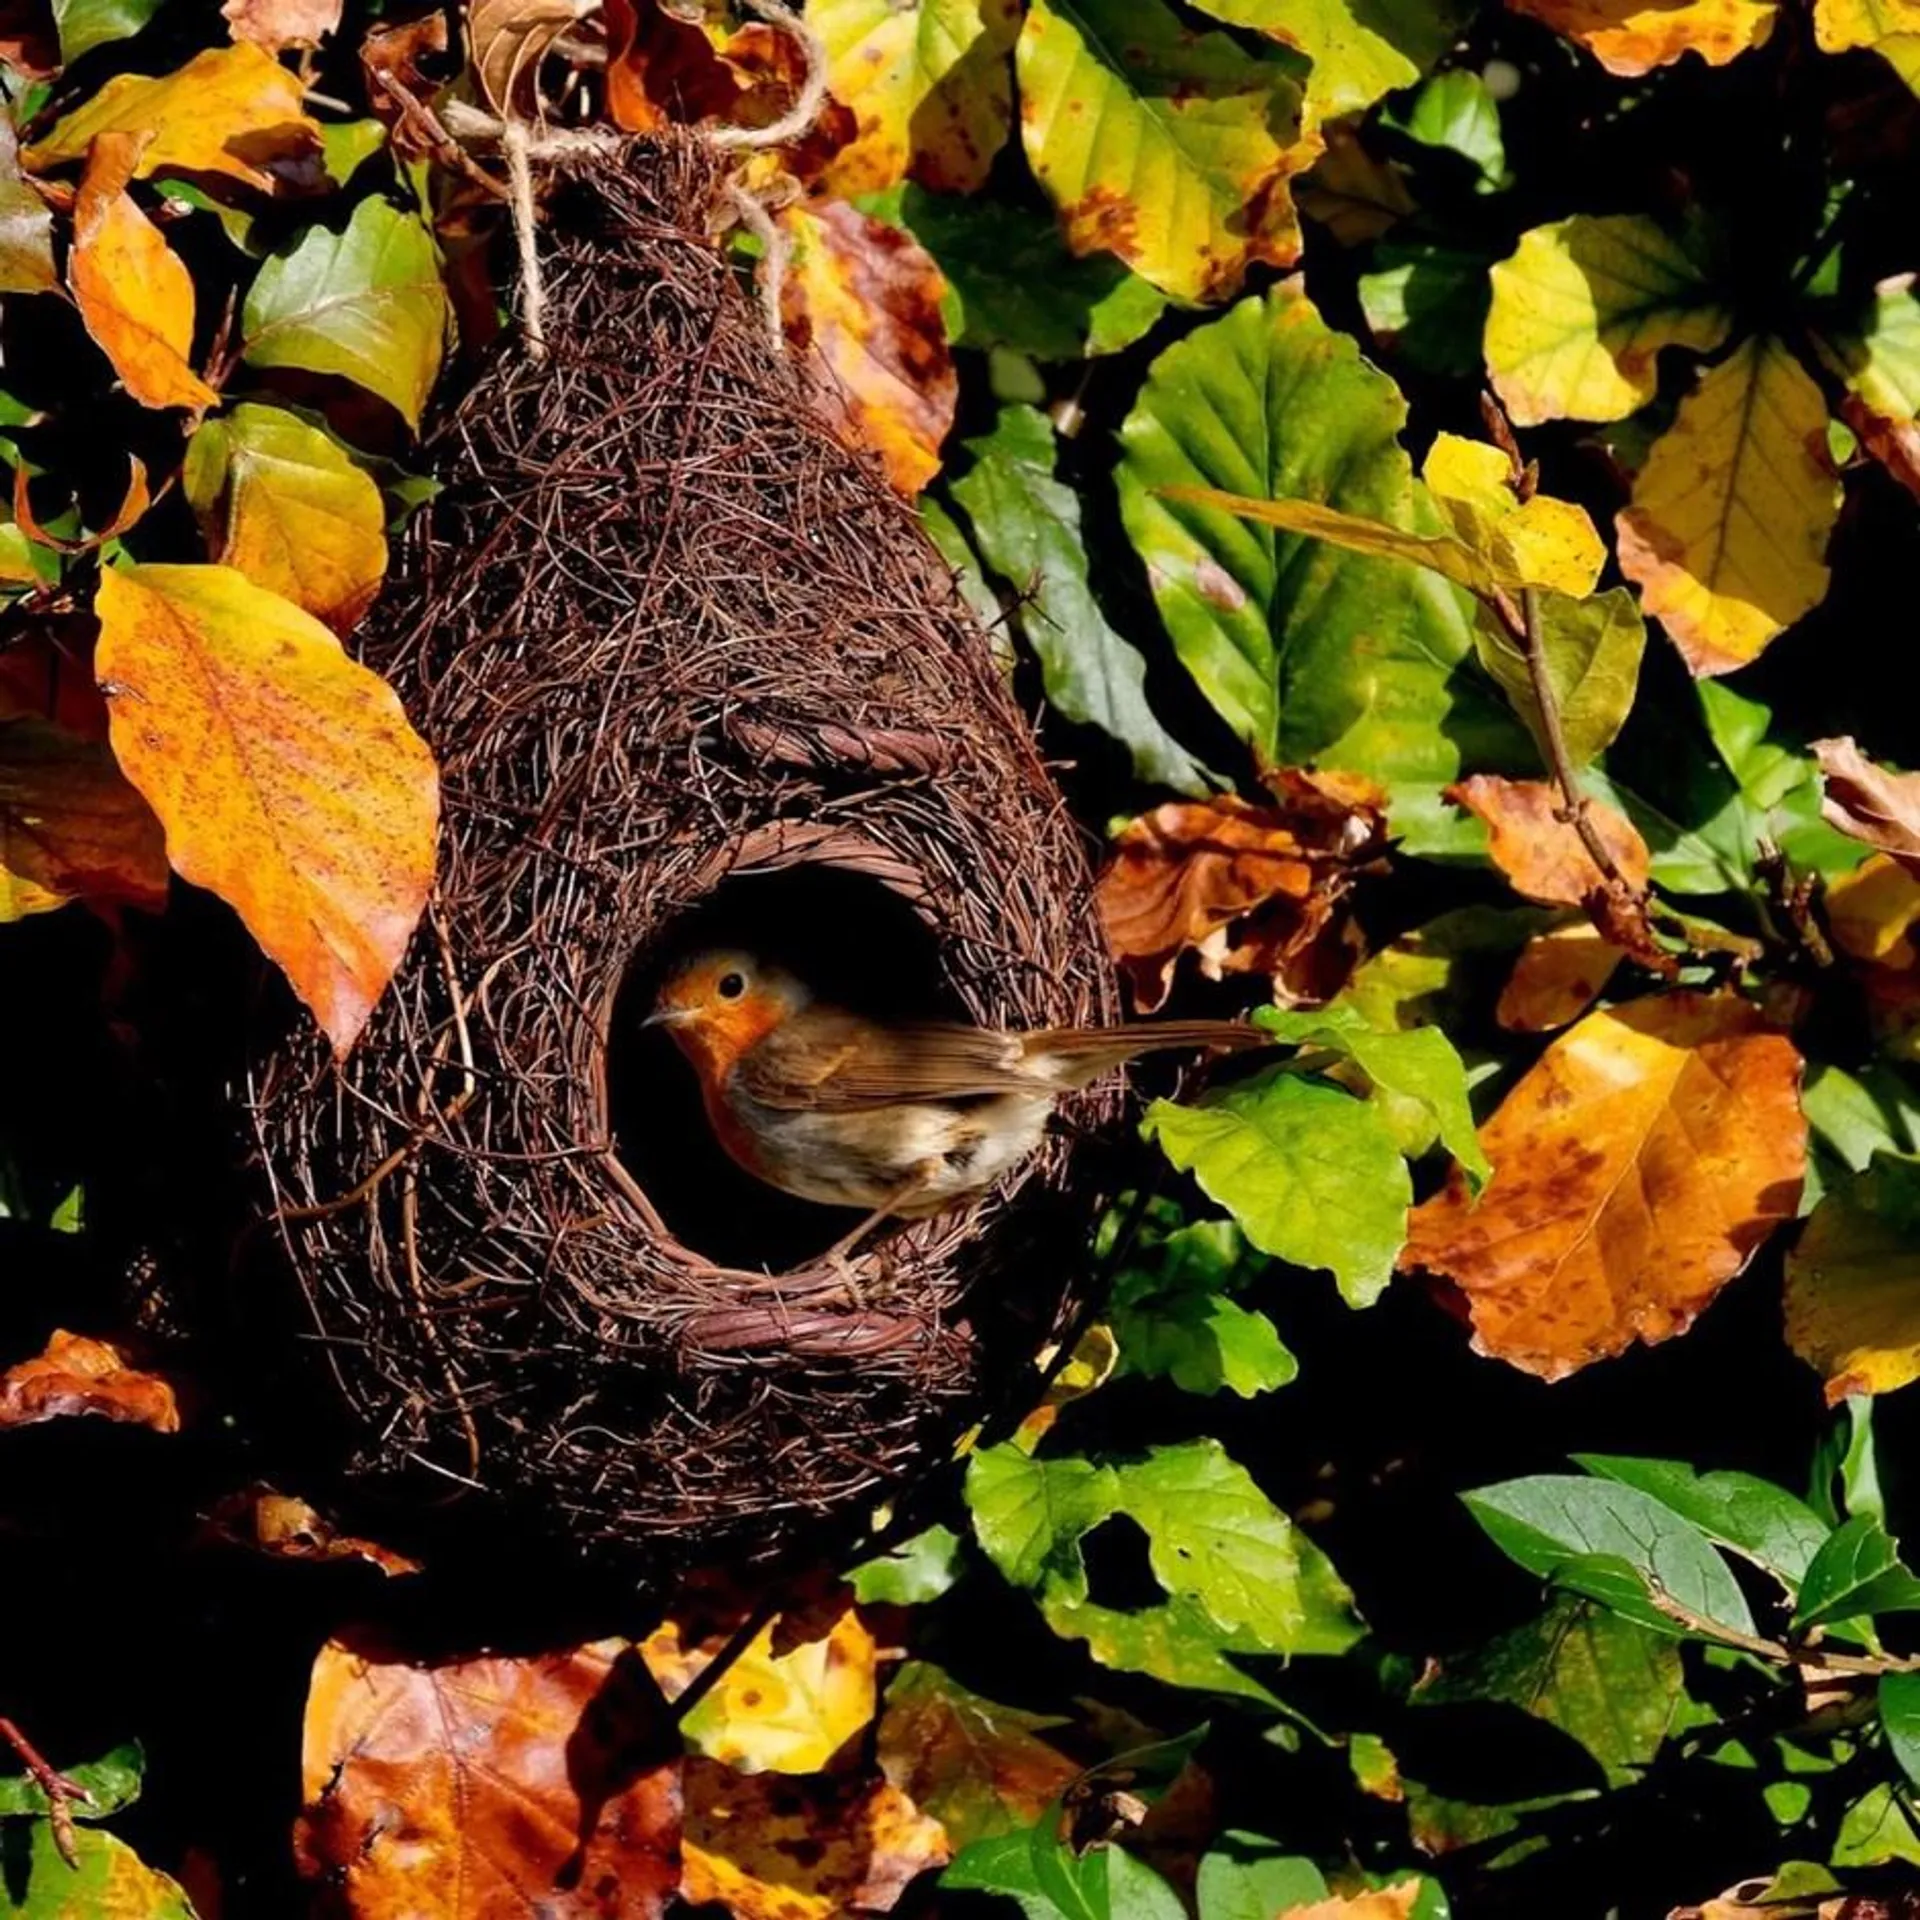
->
<box><xmin>201</xmin><ymin>1485</ymin><xmax>421</xmax><ymax>1575</ymax></box>
<box><xmin>1447</xmin><ymin>774</ymin><xmax>1651</xmax><ymax>906</ymax></box>
<box><xmin>1505</xmin><ymin>0</ymin><xmax>1778</xmax><ymax>75</ymax></box>
<box><xmin>1403</xmin><ymin>992</ymin><xmax>1805</xmax><ymax>1378</ymax></box>
<box><xmin>1284</xmin><ymin>1887</ymin><xmax>1423</xmax><ymax>1920</ymax></box>
<box><xmin>296</xmin><ymin>1635</ymin><xmax>682</xmax><ymax>1915</ymax></box>
<box><xmin>13</xmin><ymin>451</ymin><xmax>153</xmax><ymax>553</ymax></box>
<box><xmin>1497</xmin><ymin>921</ymin><xmax>1626</xmax><ymax>1032</ymax></box>
<box><xmin>1</xmin><ymin>713</ymin><xmax>168</xmax><ymax>921</ymax></box>
<box><xmin>603</xmin><ymin>0</ymin><xmax>747</xmax><ymax>132</ymax></box>
<box><xmin>0</xmin><ymin>1329</ymin><xmax>181</xmax><ymax>1432</ymax></box>
<box><xmin>682</xmin><ymin>1758</ymin><xmax>948</xmax><ymax>1920</ymax></box>
<box><xmin>778</xmin><ymin>197</ymin><xmax>955</xmax><ymax>496</ymax></box>
<box><xmin>1813</xmin><ymin>735</ymin><xmax>1920</xmax><ymax>867</ymax></box>
<box><xmin>1098</xmin><ymin>780</ymin><xmax>1386</xmax><ymax>1013</ymax></box>
<box><xmin>222</xmin><ymin>0</ymin><xmax>344</xmax><ymax>49</ymax></box>
<box><xmin>67</xmin><ymin>133</ymin><xmax>218</xmax><ymax>413</ymax></box>
<box><xmin>94</xmin><ymin>563</ymin><xmax>438</xmax><ymax>1055</ymax></box>
<box><xmin>23</xmin><ymin>42</ymin><xmax>322</xmax><ymax>191</ymax></box>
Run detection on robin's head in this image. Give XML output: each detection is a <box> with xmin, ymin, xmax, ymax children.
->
<box><xmin>646</xmin><ymin>948</ymin><xmax>811</xmax><ymax>1078</ymax></box>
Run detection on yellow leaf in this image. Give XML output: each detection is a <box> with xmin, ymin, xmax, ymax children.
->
<box><xmin>1404</xmin><ymin>992</ymin><xmax>1805</xmax><ymax>1379</ymax></box>
<box><xmin>641</xmin><ymin>1603</ymin><xmax>877</xmax><ymax>1775</ymax></box>
<box><xmin>1497</xmin><ymin>920</ymin><xmax>1626</xmax><ymax>1032</ymax></box>
<box><xmin>812</xmin><ymin>0</ymin><xmax>1020</xmax><ymax>195</ymax></box>
<box><xmin>24</xmin><ymin>42</ymin><xmax>322</xmax><ymax>191</ymax></box>
<box><xmin>1485</xmin><ymin>214</ymin><xmax>1733</xmax><ymax>425</ymax></box>
<box><xmin>1828</xmin><ymin>854</ymin><xmax>1920</xmax><ymax>967</ymax></box>
<box><xmin>1</xmin><ymin>714</ymin><xmax>167</xmax><ymax>922</ymax></box>
<box><xmin>94</xmin><ymin>563</ymin><xmax>438</xmax><ymax>1055</ymax></box>
<box><xmin>1016</xmin><ymin>0</ymin><xmax>1315</xmax><ymax>304</ymax></box>
<box><xmin>1786</xmin><ymin>1155</ymin><xmax>1920</xmax><ymax>1402</ymax></box>
<box><xmin>1815</xmin><ymin>0</ymin><xmax>1920</xmax><ymax>50</ymax></box>
<box><xmin>1422</xmin><ymin>432</ymin><xmax>1607</xmax><ymax>596</ymax></box>
<box><xmin>778</xmin><ymin>197</ymin><xmax>955</xmax><ymax>495</ymax></box>
<box><xmin>1615</xmin><ymin>337</ymin><xmax>1840</xmax><ymax>676</ymax></box>
<box><xmin>67</xmin><ymin>133</ymin><xmax>218</xmax><ymax>413</ymax></box>
<box><xmin>185</xmin><ymin>403</ymin><xmax>388</xmax><ymax>631</ymax></box>
<box><xmin>1506</xmin><ymin>0</ymin><xmax>1778</xmax><ymax>74</ymax></box>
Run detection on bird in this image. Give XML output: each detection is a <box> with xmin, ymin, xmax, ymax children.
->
<box><xmin>645</xmin><ymin>946</ymin><xmax>1268</xmax><ymax>1258</ymax></box>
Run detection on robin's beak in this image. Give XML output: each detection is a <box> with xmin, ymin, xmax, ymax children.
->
<box><xmin>644</xmin><ymin>1005</ymin><xmax>693</xmax><ymax>1029</ymax></box>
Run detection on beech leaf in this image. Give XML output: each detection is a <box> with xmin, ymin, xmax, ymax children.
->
<box><xmin>0</xmin><ymin>118</ymin><xmax>55</xmax><ymax>295</ymax></box>
<box><xmin>1447</xmin><ymin>774</ymin><xmax>1652</xmax><ymax>906</ymax></box>
<box><xmin>1813</xmin><ymin>736</ymin><xmax>1920</xmax><ymax>865</ymax></box>
<box><xmin>93</xmin><ymin>562</ymin><xmax>438</xmax><ymax>1056</ymax></box>
<box><xmin>1505</xmin><ymin>0</ymin><xmax>1779</xmax><ymax>75</ymax></box>
<box><xmin>1786</xmin><ymin>1151</ymin><xmax>1920</xmax><ymax>1402</ymax></box>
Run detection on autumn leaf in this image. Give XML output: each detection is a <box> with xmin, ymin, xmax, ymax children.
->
<box><xmin>1498</xmin><ymin>920</ymin><xmax>1626</xmax><ymax>1032</ymax></box>
<box><xmin>1283</xmin><ymin>1886</ymin><xmax>1422</xmax><ymax>1920</ymax></box>
<box><xmin>1814</xmin><ymin>0</ymin><xmax>1920</xmax><ymax>59</ymax></box>
<box><xmin>779</xmin><ymin>197</ymin><xmax>955</xmax><ymax>495</ymax></box>
<box><xmin>1785</xmin><ymin>1152</ymin><xmax>1920</xmax><ymax>1402</ymax></box>
<box><xmin>682</xmin><ymin>1759</ymin><xmax>948</xmax><ymax>1920</ymax></box>
<box><xmin>1404</xmin><ymin>993</ymin><xmax>1806</xmax><ymax>1378</ymax></box>
<box><xmin>1506</xmin><ymin>0</ymin><xmax>1779</xmax><ymax>74</ymax></box>
<box><xmin>0</xmin><ymin>1824</ymin><xmax>197</xmax><ymax>1917</ymax></box>
<box><xmin>1</xmin><ymin>713</ymin><xmax>168</xmax><ymax>920</ymax></box>
<box><xmin>67</xmin><ymin>132</ymin><xmax>218</xmax><ymax>413</ymax></box>
<box><xmin>93</xmin><ymin>563</ymin><xmax>439</xmax><ymax>1056</ymax></box>
<box><xmin>1016</xmin><ymin>0</ymin><xmax>1314</xmax><ymax>304</ymax></box>
<box><xmin>23</xmin><ymin>42</ymin><xmax>322</xmax><ymax>190</ymax></box>
<box><xmin>1827</xmin><ymin>854</ymin><xmax>1920</xmax><ymax>967</ymax></box>
<box><xmin>640</xmin><ymin>1602</ymin><xmax>877</xmax><ymax>1775</ymax></box>
<box><xmin>184</xmin><ymin>404</ymin><xmax>388</xmax><ymax>631</ymax></box>
<box><xmin>1484</xmin><ymin>214</ymin><xmax>1733</xmax><ymax>426</ymax></box>
<box><xmin>1204</xmin><ymin>0</ymin><xmax>1469</xmax><ymax>121</ymax></box>
<box><xmin>1470</xmin><ymin>584</ymin><xmax>1648</xmax><ymax>773</ymax></box>
<box><xmin>812</xmin><ymin>0</ymin><xmax>1019</xmax><ymax>195</ymax></box>
<box><xmin>222</xmin><ymin>0</ymin><xmax>343</xmax><ymax>48</ymax></box>
<box><xmin>469</xmin><ymin>0</ymin><xmax>597</xmax><ymax>118</ymax></box>
<box><xmin>1813</xmin><ymin>736</ymin><xmax>1920</xmax><ymax>865</ymax></box>
<box><xmin>1423</xmin><ymin>432</ymin><xmax>1607</xmax><ymax>596</ymax></box>
<box><xmin>1098</xmin><ymin>782</ymin><xmax>1384</xmax><ymax>1012</ymax></box>
<box><xmin>0</xmin><ymin>116</ymin><xmax>56</xmax><ymax>295</ymax></box>
<box><xmin>201</xmin><ymin>1486</ymin><xmax>421</xmax><ymax>1575</ymax></box>
<box><xmin>1616</xmin><ymin>337</ymin><xmax>1840</xmax><ymax>676</ymax></box>
<box><xmin>242</xmin><ymin>196</ymin><xmax>451</xmax><ymax>430</ymax></box>
<box><xmin>296</xmin><ymin>1635</ymin><xmax>682</xmax><ymax>1915</ymax></box>
<box><xmin>1447</xmin><ymin>775</ymin><xmax>1652</xmax><ymax>906</ymax></box>
<box><xmin>601</xmin><ymin>0</ymin><xmax>747</xmax><ymax>132</ymax></box>
<box><xmin>0</xmin><ymin>1329</ymin><xmax>180</xmax><ymax>1432</ymax></box>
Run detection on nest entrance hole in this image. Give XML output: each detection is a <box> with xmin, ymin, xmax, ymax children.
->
<box><xmin>608</xmin><ymin>862</ymin><xmax>962</xmax><ymax>1272</ymax></box>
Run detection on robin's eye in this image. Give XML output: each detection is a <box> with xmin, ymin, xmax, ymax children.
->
<box><xmin>717</xmin><ymin>971</ymin><xmax>747</xmax><ymax>1000</ymax></box>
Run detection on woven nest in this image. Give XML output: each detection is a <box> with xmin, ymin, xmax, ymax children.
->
<box><xmin>242</xmin><ymin>138</ymin><xmax>1123</xmax><ymax>1564</ymax></box>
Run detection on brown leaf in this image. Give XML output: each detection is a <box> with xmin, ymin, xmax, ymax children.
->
<box><xmin>603</xmin><ymin>0</ymin><xmax>746</xmax><ymax>133</ymax></box>
<box><xmin>0</xmin><ymin>632</ymin><xmax>111</xmax><ymax>739</ymax></box>
<box><xmin>1497</xmin><ymin>920</ymin><xmax>1626</xmax><ymax>1032</ymax></box>
<box><xmin>1098</xmin><ymin>781</ymin><xmax>1385</xmax><ymax>1013</ymax></box>
<box><xmin>201</xmin><ymin>1486</ymin><xmax>421</xmax><ymax>1576</ymax></box>
<box><xmin>0</xmin><ymin>1330</ymin><xmax>181</xmax><ymax>1432</ymax></box>
<box><xmin>94</xmin><ymin>563</ymin><xmax>439</xmax><ymax>1055</ymax></box>
<box><xmin>362</xmin><ymin>12</ymin><xmax>452</xmax><ymax>157</ymax></box>
<box><xmin>469</xmin><ymin>0</ymin><xmax>597</xmax><ymax>119</ymax></box>
<box><xmin>1842</xmin><ymin>391</ymin><xmax>1920</xmax><ymax>500</ymax></box>
<box><xmin>67</xmin><ymin>133</ymin><xmax>218</xmax><ymax>413</ymax></box>
<box><xmin>222</xmin><ymin>0</ymin><xmax>343</xmax><ymax>50</ymax></box>
<box><xmin>1403</xmin><ymin>992</ymin><xmax>1805</xmax><ymax>1378</ymax></box>
<box><xmin>1447</xmin><ymin>774</ymin><xmax>1651</xmax><ymax>906</ymax></box>
<box><xmin>682</xmin><ymin>1758</ymin><xmax>948</xmax><ymax>1920</ymax></box>
<box><xmin>296</xmin><ymin>1634</ymin><xmax>681</xmax><ymax>1916</ymax></box>
<box><xmin>0</xmin><ymin>4</ymin><xmax>60</xmax><ymax>77</ymax></box>
<box><xmin>778</xmin><ymin>197</ymin><xmax>956</xmax><ymax>496</ymax></box>
<box><xmin>1813</xmin><ymin>735</ymin><xmax>1920</xmax><ymax>866</ymax></box>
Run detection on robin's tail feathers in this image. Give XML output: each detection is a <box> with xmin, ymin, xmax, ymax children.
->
<box><xmin>1021</xmin><ymin>1019</ymin><xmax>1271</xmax><ymax>1088</ymax></box>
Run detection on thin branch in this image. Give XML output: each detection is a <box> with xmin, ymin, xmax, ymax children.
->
<box><xmin>0</xmin><ymin>1715</ymin><xmax>92</xmax><ymax>1869</ymax></box>
<box><xmin>1644</xmin><ymin>1587</ymin><xmax>1920</xmax><ymax>1677</ymax></box>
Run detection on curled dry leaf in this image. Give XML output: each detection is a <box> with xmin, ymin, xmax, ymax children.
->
<box><xmin>1505</xmin><ymin>0</ymin><xmax>1779</xmax><ymax>76</ymax></box>
<box><xmin>779</xmin><ymin>197</ymin><xmax>957</xmax><ymax>496</ymax></box>
<box><xmin>469</xmin><ymin>0</ymin><xmax>599</xmax><ymax>119</ymax></box>
<box><xmin>1497</xmin><ymin>920</ymin><xmax>1627</xmax><ymax>1033</ymax></box>
<box><xmin>14</xmin><ymin>451</ymin><xmax>152</xmax><ymax>553</ymax></box>
<box><xmin>0</xmin><ymin>1329</ymin><xmax>181</xmax><ymax>1432</ymax></box>
<box><xmin>1099</xmin><ymin>776</ymin><xmax>1386</xmax><ymax>1013</ymax></box>
<box><xmin>221</xmin><ymin>0</ymin><xmax>344</xmax><ymax>50</ymax></box>
<box><xmin>682</xmin><ymin>1758</ymin><xmax>949</xmax><ymax>1920</ymax></box>
<box><xmin>1813</xmin><ymin>735</ymin><xmax>1920</xmax><ymax>865</ymax></box>
<box><xmin>68</xmin><ymin>133</ymin><xmax>217</xmax><ymax>413</ymax></box>
<box><xmin>296</xmin><ymin>1634</ymin><xmax>682</xmax><ymax>1915</ymax></box>
<box><xmin>94</xmin><ymin>563</ymin><xmax>439</xmax><ymax>1056</ymax></box>
<box><xmin>1404</xmin><ymin>992</ymin><xmax>1806</xmax><ymax>1379</ymax></box>
<box><xmin>362</xmin><ymin>12</ymin><xmax>453</xmax><ymax>156</ymax></box>
<box><xmin>1446</xmin><ymin>775</ymin><xmax>1651</xmax><ymax>905</ymax></box>
<box><xmin>200</xmin><ymin>1486</ymin><xmax>421</xmax><ymax>1576</ymax></box>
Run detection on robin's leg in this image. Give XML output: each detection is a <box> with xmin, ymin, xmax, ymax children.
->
<box><xmin>820</xmin><ymin>1167</ymin><xmax>940</xmax><ymax>1304</ymax></box>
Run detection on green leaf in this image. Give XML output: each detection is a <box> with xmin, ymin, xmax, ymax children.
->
<box><xmin>0</xmin><ymin>1741</ymin><xmax>142</xmax><ymax>1820</ymax></box>
<box><xmin>1359</xmin><ymin>240</ymin><xmax>1494</xmax><ymax>382</ymax></box>
<box><xmin>1381</xmin><ymin>69</ymin><xmax>1507</xmax><ymax>190</ymax></box>
<box><xmin>1880</xmin><ymin>1671</ymin><xmax>1920</xmax><ymax>1789</ymax></box>
<box><xmin>1144</xmin><ymin>1069</ymin><xmax>1411</xmax><ymax>1306</ymax></box>
<box><xmin>966</xmin><ymin>1446</ymin><xmax>1121</xmax><ymax>1602</ymax></box>
<box><xmin>1110</xmin><ymin>1218</ymin><xmax>1295</xmax><ymax>1398</ymax></box>
<box><xmin>1803</xmin><ymin>1065</ymin><xmax>1920</xmax><ymax>1174</ymax></box>
<box><xmin>1192</xmin><ymin>0</ymin><xmax>1468</xmax><ymax>118</ymax></box>
<box><xmin>1255</xmin><ymin>1004</ymin><xmax>1490</xmax><ymax>1187</ymax></box>
<box><xmin>953</xmin><ymin>405</ymin><xmax>1211</xmax><ymax>794</ymax></box>
<box><xmin>1471</xmin><ymin>586</ymin><xmax>1647</xmax><ymax>771</ymax></box>
<box><xmin>1464</xmin><ymin>1474</ymin><xmax>1756</xmax><ymax>1639</ymax></box>
<box><xmin>1195</xmin><ymin>1837</ymin><xmax>1327</xmax><ymax>1920</ymax></box>
<box><xmin>1794</xmin><ymin>1516</ymin><xmax>1920</xmax><ymax>1632</ymax></box>
<box><xmin>1833</xmin><ymin>1783</ymin><xmax>1920</xmax><ymax>1869</ymax></box>
<box><xmin>944</xmin><ymin>1823</ymin><xmax>1187</xmax><ymax>1920</ymax></box>
<box><xmin>51</xmin><ymin>0</ymin><xmax>164</xmax><ymax>61</ymax></box>
<box><xmin>242</xmin><ymin>198</ymin><xmax>451</xmax><ymax>430</ymax></box>
<box><xmin>0</xmin><ymin>1823</ymin><xmax>195</xmax><ymax>1917</ymax></box>
<box><xmin>1016</xmin><ymin>0</ymin><xmax>1311</xmax><ymax>303</ymax></box>
<box><xmin>1116</xmin><ymin>284</ymin><xmax>1523</xmax><ymax>780</ymax></box>
<box><xmin>0</xmin><ymin>120</ymin><xmax>56</xmax><ymax>298</ymax></box>
<box><xmin>898</xmin><ymin>187</ymin><xmax>1166</xmax><ymax>360</ymax></box>
<box><xmin>1812</xmin><ymin>277</ymin><xmax>1920</xmax><ymax>426</ymax></box>
<box><xmin>1572</xmin><ymin>1456</ymin><xmax>1829</xmax><ymax>1593</ymax></box>
<box><xmin>849</xmin><ymin>1524</ymin><xmax>965</xmax><ymax>1606</ymax></box>
<box><xmin>1484</xmin><ymin>213</ymin><xmax>1734</xmax><ymax>426</ymax></box>
<box><xmin>919</xmin><ymin>493</ymin><xmax>1005</xmax><ymax>642</ymax></box>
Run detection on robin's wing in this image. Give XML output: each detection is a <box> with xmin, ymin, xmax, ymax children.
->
<box><xmin>734</xmin><ymin>1009</ymin><xmax>1042</xmax><ymax>1111</ymax></box>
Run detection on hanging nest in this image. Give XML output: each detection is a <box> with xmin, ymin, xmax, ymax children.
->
<box><xmin>241</xmin><ymin>137</ymin><xmax>1124</xmax><ymax>1565</ymax></box>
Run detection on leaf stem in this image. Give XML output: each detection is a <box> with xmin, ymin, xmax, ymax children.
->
<box><xmin>1643</xmin><ymin>1587</ymin><xmax>1920</xmax><ymax>1677</ymax></box>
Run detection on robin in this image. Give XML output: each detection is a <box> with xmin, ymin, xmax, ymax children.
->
<box><xmin>646</xmin><ymin>947</ymin><xmax>1267</xmax><ymax>1257</ymax></box>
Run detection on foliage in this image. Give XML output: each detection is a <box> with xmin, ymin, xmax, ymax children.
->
<box><xmin>8</xmin><ymin>0</ymin><xmax>1920</xmax><ymax>1916</ymax></box>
